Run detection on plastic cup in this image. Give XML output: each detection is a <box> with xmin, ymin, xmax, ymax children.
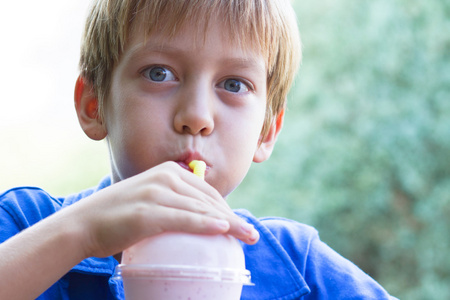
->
<box><xmin>114</xmin><ymin>264</ymin><xmax>251</xmax><ymax>300</ymax></box>
<box><xmin>114</xmin><ymin>233</ymin><xmax>252</xmax><ymax>300</ymax></box>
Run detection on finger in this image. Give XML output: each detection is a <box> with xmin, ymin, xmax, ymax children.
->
<box><xmin>177</xmin><ymin>168</ymin><xmax>229</xmax><ymax>207</ymax></box>
<box><xmin>156</xmin><ymin>180</ymin><xmax>233</xmax><ymax>217</ymax></box>
<box><xmin>158</xmin><ymin>200</ymin><xmax>260</xmax><ymax>245</ymax></box>
<box><xmin>226</xmin><ymin>216</ymin><xmax>260</xmax><ymax>245</ymax></box>
<box><xmin>138</xmin><ymin>163</ymin><xmax>260</xmax><ymax>244</ymax></box>
<box><xmin>146</xmin><ymin>206</ymin><xmax>232</xmax><ymax>236</ymax></box>
<box><xmin>147</xmin><ymin>168</ymin><xmax>234</xmax><ymax>218</ymax></box>
<box><xmin>155</xmin><ymin>165</ymin><xmax>260</xmax><ymax>244</ymax></box>
<box><xmin>154</xmin><ymin>191</ymin><xmax>242</xmax><ymax>234</ymax></box>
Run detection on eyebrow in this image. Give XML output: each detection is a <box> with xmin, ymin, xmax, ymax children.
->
<box><xmin>126</xmin><ymin>42</ymin><xmax>266</xmax><ymax>73</ymax></box>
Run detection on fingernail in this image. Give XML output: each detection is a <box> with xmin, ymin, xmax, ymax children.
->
<box><xmin>248</xmin><ymin>227</ymin><xmax>260</xmax><ymax>243</ymax></box>
<box><xmin>240</xmin><ymin>222</ymin><xmax>255</xmax><ymax>235</ymax></box>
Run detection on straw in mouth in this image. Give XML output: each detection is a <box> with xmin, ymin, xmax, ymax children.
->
<box><xmin>189</xmin><ymin>160</ymin><xmax>206</xmax><ymax>180</ymax></box>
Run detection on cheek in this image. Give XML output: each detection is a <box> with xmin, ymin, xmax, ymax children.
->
<box><xmin>221</xmin><ymin>114</ymin><xmax>264</xmax><ymax>175</ymax></box>
<box><xmin>105</xmin><ymin>104</ymin><xmax>164</xmax><ymax>179</ymax></box>
<box><xmin>108</xmin><ymin>127</ymin><xmax>163</xmax><ymax>180</ymax></box>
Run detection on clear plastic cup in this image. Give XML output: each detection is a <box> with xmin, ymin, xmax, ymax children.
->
<box><xmin>115</xmin><ymin>233</ymin><xmax>252</xmax><ymax>300</ymax></box>
<box><xmin>113</xmin><ymin>264</ymin><xmax>252</xmax><ymax>300</ymax></box>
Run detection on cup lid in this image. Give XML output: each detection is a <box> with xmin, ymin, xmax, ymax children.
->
<box><xmin>113</xmin><ymin>264</ymin><xmax>253</xmax><ymax>285</ymax></box>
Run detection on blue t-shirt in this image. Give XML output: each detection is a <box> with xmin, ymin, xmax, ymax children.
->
<box><xmin>0</xmin><ymin>177</ymin><xmax>397</xmax><ymax>299</ymax></box>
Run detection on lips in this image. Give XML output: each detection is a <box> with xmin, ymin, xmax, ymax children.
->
<box><xmin>174</xmin><ymin>151</ymin><xmax>210</xmax><ymax>173</ymax></box>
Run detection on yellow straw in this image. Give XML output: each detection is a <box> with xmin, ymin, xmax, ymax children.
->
<box><xmin>189</xmin><ymin>160</ymin><xmax>206</xmax><ymax>180</ymax></box>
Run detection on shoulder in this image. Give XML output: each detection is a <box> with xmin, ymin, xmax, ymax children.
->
<box><xmin>235</xmin><ymin>209</ymin><xmax>319</xmax><ymax>254</ymax></box>
<box><xmin>0</xmin><ymin>186</ymin><xmax>63</xmax><ymax>220</ymax></box>
<box><xmin>259</xmin><ymin>215</ymin><xmax>318</xmax><ymax>241</ymax></box>
<box><xmin>235</xmin><ymin>209</ymin><xmax>320</xmax><ymax>279</ymax></box>
<box><xmin>0</xmin><ymin>177</ymin><xmax>112</xmax><ymax>244</ymax></box>
<box><xmin>0</xmin><ymin>187</ymin><xmax>63</xmax><ymax>242</ymax></box>
<box><xmin>234</xmin><ymin>209</ymin><xmax>396</xmax><ymax>299</ymax></box>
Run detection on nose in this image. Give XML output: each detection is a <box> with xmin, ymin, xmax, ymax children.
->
<box><xmin>173</xmin><ymin>82</ymin><xmax>215</xmax><ymax>136</ymax></box>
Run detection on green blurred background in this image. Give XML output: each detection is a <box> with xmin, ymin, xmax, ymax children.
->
<box><xmin>230</xmin><ymin>1</ymin><xmax>450</xmax><ymax>299</ymax></box>
<box><xmin>1</xmin><ymin>0</ymin><xmax>449</xmax><ymax>299</ymax></box>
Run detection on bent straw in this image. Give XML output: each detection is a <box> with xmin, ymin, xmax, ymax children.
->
<box><xmin>189</xmin><ymin>160</ymin><xmax>206</xmax><ymax>180</ymax></box>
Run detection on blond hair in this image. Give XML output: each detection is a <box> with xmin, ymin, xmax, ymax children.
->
<box><xmin>79</xmin><ymin>0</ymin><xmax>301</xmax><ymax>138</ymax></box>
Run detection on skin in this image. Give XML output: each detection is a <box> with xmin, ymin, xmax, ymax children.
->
<box><xmin>0</xmin><ymin>18</ymin><xmax>283</xmax><ymax>300</ymax></box>
<box><xmin>105</xmin><ymin>20</ymin><xmax>270</xmax><ymax>196</ymax></box>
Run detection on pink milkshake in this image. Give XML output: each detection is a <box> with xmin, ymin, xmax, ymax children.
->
<box><xmin>115</xmin><ymin>233</ymin><xmax>251</xmax><ymax>300</ymax></box>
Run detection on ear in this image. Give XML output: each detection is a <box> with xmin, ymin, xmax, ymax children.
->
<box><xmin>253</xmin><ymin>109</ymin><xmax>284</xmax><ymax>163</ymax></box>
<box><xmin>74</xmin><ymin>76</ymin><xmax>107</xmax><ymax>141</ymax></box>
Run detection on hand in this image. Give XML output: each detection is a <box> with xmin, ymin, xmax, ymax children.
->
<box><xmin>68</xmin><ymin>161</ymin><xmax>259</xmax><ymax>259</ymax></box>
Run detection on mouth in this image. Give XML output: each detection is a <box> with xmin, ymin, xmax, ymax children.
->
<box><xmin>174</xmin><ymin>152</ymin><xmax>210</xmax><ymax>173</ymax></box>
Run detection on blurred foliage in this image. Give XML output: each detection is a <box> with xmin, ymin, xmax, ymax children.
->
<box><xmin>228</xmin><ymin>0</ymin><xmax>450</xmax><ymax>298</ymax></box>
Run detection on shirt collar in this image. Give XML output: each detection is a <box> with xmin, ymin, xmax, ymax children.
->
<box><xmin>61</xmin><ymin>176</ymin><xmax>112</xmax><ymax>209</ymax></box>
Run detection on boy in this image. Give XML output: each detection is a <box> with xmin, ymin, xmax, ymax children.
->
<box><xmin>0</xmin><ymin>0</ymin><xmax>396</xmax><ymax>299</ymax></box>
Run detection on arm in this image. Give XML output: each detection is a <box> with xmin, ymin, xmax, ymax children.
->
<box><xmin>0</xmin><ymin>205</ymin><xmax>87</xmax><ymax>300</ymax></box>
<box><xmin>0</xmin><ymin>161</ymin><xmax>259</xmax><ymax>299</ymax></box>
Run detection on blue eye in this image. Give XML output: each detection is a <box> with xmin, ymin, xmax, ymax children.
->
<box><xmin>223</xmin><ymin>79</ymin><xmax>249</xmax><ymax>93</ymax></box>
<box><xmin>143</xmin><ymin>66</ymin><xmax>176</xmax><ymax>82</ymax></box>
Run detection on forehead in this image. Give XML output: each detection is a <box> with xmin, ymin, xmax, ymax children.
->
<box><xmin>123</xmin><ymin>17</ymin><xmax>266</xmax><ymax>78</ymax></box>
<box><xmin>127</xmin><ymin>4</ymin><xmax>271</xmax><ymax>67</ymax></box>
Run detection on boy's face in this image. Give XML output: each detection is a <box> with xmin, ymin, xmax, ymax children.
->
<box><xmin>103</xmin><ymin>19</ymin><xmax>272</xmax><ymax>197</ymax></box>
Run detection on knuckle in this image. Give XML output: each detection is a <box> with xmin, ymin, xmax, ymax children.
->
<box><xmin>156</xmin><ymin>169</ymin><xmax>179</xmax><ymax>188</ymax></box>
<box><xmin>139</xmin><ymin>183</ymin><xmax>165</xmax><ymax>204</ymax></box>
<box><xmin>192</xmin><ymin>199</ymin><xmax>210</xmax><ymax>214</ymax></box>
<box><xmin>131</xmin><ymin>203</ymin><xmax>151</xmax><ymax>227</ymax></box>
